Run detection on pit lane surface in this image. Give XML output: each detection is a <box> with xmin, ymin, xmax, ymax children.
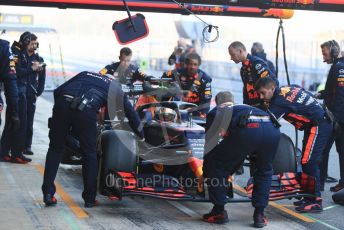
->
<box><xmin>0</xmin><ymin>91</ymin><xmax>343</xmax><ymax>230</ymax></box>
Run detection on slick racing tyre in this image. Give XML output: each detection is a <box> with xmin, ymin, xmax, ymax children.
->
<box><xmin>272</xmin><ymin>133</ymin><xmax>297</xmax><ymax>174</ymax></box>
<box><xmin>332</xmin><ymin>188</ymin><xmax>344</xmax><ymax>205</ymax></box>
<box><xmin>98</xmin><ymin>130</ymin><xmax>137</xmax><ymax>195</ymax></box>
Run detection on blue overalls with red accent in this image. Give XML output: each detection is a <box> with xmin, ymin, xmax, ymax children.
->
<box><xmin>203</xmin><ymin>104</ymin><xmax>280</xmax><ymax>209</ymax></box>
<box><xmin>268</xmin><ymin>85</ymin><xmax>333</xmax><ymax>197</ymax></box>
<box><xmin>0</xmin><ymin>39</ymin><xmax>19</xmax><ymax>161</ymax></box>
<box><xmin>241</xmin><ymin>54</ymin><xmax>277</xmax><ymax>106</ymax></box>
<box><xmin>319</xmin><ymin>57</ymin><xmax>344</xmax><ymax>188</ymax></box>
<box><xmin>42</xmin><ymin>71</ymin><xmax>143</xmax><ymax>203</ymax></box>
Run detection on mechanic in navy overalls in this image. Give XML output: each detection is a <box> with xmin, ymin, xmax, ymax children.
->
<box><xmin>255</xmin><ymin>77</ymin><xmax>333</xmax><ymax>213</ymax></box>
<box><xmin>99</xmin><ymin>47</ymin><xmax>149</xmax><ymax>85</ymax></box>
<box><xmin>1</xmin><ymin>32</ymin><xmax>38</xmax><ymax>163</ymax></box>
<box><xmin>202</xmin><ymin>91</ymin><xmax>280</xmax><ymax>227</ymax></box>
<box><xmin>42</xmin><ymin>71</ymin><xmax>144</xmax><ymax>207</ymax></box>
<box><xmin>0</xmin><ymin>39</ymin><xmax>19</xmax><ymax>162</ymax></box>
<box><xmin>162</xmin><ymin>52</ymin><xmax>212</xmax><ymax>115</ymax></box>
<box><xmin>228</xmin><ymin>41</ymin><xmax>277</xmax><ymax>106</ymax></box>
<box><xmin>25</xmin><ymin>34</ymin><xmax>46</xmax><ymax>156</ymax></box>
<box><xmin>318</xmin><ymin>40</ymin><xmax>344</xmax><ymax>193</ymax></box>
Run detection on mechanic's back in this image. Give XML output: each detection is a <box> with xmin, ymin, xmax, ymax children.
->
<box><xmin>42</xmin><ymin>71</ymin><xmax>143</xmax><ymax>208</ymax></box>
<box><xmin>203</xmin><ymin>91</ymin><xmax>280</xmax><ymax>227</ymax></box>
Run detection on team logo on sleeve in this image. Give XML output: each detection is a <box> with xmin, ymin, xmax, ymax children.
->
<box><xmin>99</xmin><ymin>68</ymin><xmax>108</xmax><ymax>75</ymax></box>
<box><xmin>279</xmin><ymin>87</ymin><xmax>291</xmax><ymax>97</ymax></box>
<box><xmin>260</xmin><ymin>70</ymin><xmax>269</xmax><ymax>78</ymax></box>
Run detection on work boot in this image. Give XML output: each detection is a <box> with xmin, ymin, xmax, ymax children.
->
<box><xmin>11</xmin><ymin>155</ymin><xmax>32</xmax><ymax>164</ymax></box>
<box><xmin>330</xmin><ymin>183</ymin><xmax>344</xmax><ymax>192</ymax></box>
<box><xmin>203</xmin><ymin>206</ymin><xmax>229</xmax><ymax>224</ymax></box>
<box><xmin>253</xmin><ymin>213</ymin><xmax>268</xmax><ymax>228</ymax></box>
<box><xmin>43</xmin><ymin>194</ymin><xmax>57</xmax><ymax>206</ymax></box>
<box><xmin>253</xmin><ymin>208</ymin><xmax>268</xmax><ymax>228</ymax></box>
<box><xmin>295</xmin><ymin>197</ymin><xmax>322</xmax><ymax>213</ymax></box>
<box><xmin>84</xmin><ymin>200</ymin><xmax>99</xmax><ymax>208</ymax></box>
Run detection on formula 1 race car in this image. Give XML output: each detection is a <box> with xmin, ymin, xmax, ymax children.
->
<box><xmin>62</xmin><ymin>78</ymin><xmax>316</xmax><ymax>203</ymax></box>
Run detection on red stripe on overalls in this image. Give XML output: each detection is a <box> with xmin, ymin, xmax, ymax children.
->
<box><xmin>302</xmin><ymin>126</ymin><xmax>318</xmax><ymax>164</ymax></box>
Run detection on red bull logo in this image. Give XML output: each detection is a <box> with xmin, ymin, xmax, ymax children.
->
<box><xmin>190</xmin><ymin>6</ymin><xmax>224</xmax><ymax>13</ymax></box>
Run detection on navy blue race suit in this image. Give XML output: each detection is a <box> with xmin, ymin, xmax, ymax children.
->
<box><xmin>319</xmin><ymin>57</ymin><xmax>344</xmax><ymax>187</ymax></box>
<box><xmin>0</xmin><ymin>39</ymin><xmax>19</xmax><ymax>158</ymax></box>
<box><xmin>99</xmin><ymin>62</ymin><xmax>149</xmax><ymax>84</ymax></box>
<box><xmin>163</xmin><ymin>68</ymin><xmax>212</xmax><ymax>114</ymax></box>
<box><xmin>203</xmin><ymin>104</ymin><xmax>280</xmax><ymax>209</ymax></box>
<box><xmin>268</xmin><ymin>85</ymin><xmax>333</xmax><ymax>197</ymax></box>
<box><xmin>241</xmin><ymin>54</ymin><xmax>277</xmax><ymax>106</ymax></box>
<box><xmin>42</xmin><ymin>71</ymin><xmax>143</xmax><ymax>203</ymax></box>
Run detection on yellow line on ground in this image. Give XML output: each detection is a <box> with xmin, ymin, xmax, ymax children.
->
<box><xmin>233</xmin><ymin>183</ymin><xmax>315</xmax><ymax>223</ymax></box>
<box><xmin>35</xmin><ymin>164</ymin><xmax>88</xmax><ymax>219</ymax></box>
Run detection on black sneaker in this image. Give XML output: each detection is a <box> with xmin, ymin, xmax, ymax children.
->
<box><xmin>84</xmin><ymin>200</ymin><xmax>99</xmax><ymax>208</ymax></box>
<box><xmin>330</xmin><ymin>184</ymin><xmax>344</xmax><ymax>192</ymax></box>
<box><xmin>203</xmin><ymin>208</ymin><xmax>229</xmax><ymax>224</ymax></box>
<box><xmin>295</xmin><ymin>198</ymin><xmax>323</xmax><ymax>213</ymax></box>
<box><xmin>326</xmin><ymin>176</ymin><xmax>338</xmax><ymax>183</ymax></box>
<box><xmin>293</xmin><ymin>198</ymin><xmax>307</xmax><ymax>207</ymax></box>
<box><xmin>43</xmin><ymin>194</ymin><xmax>57</xmax><ymax>206</ymax></box>
<box><xmin>11</xmin><ymin>155</ymin><xmax>32</xmax><ymax>164</ymax></box>
<box><xmin>253</xmin><ymin>213</ymin><xmax>268</xmax><ymax>228</ymax></box>
<box><xmin>23</xmin><ymin>149</ymin><xmax>34</xmax><ymax>155</ymax></box>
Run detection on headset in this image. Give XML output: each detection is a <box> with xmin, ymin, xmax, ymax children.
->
<box><xmin>329</xmin><ymin>40</ymin><xmax>340</xmax><ymax>59</ymax></box>
<box><xmin>19</xmin><ymin>31</ymin><xmax>32</xmax><ymax>47</ymax></box>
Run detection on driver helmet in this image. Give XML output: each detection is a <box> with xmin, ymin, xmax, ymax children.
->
<box><xmin>156</xmin><ymin>107</ymin><xmax>177</xmax><ymax>122</ymax></box>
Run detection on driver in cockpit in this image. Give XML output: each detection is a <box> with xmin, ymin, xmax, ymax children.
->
<box><xmin>142</xmin><ymin>107</ymin><xmax>177</xmax><ymax>124</ymax></box>
<box><xmin>155</xmin><ymin>107</ymin><xmax>177</xmax><ymax>123</ymax></box>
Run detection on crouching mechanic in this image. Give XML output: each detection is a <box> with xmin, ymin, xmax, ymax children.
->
<box><xmin>202</xmin><ymin>91</ymin><xmax>280</xmax><ymax>227</ymax></box>
<box><xmin>162</xmin><ymin>53</ymin><xmax>212</xmax><ymax>115</ymax></box>
<box><xmin>255</xmin><ymin>77</ymin><xmax>333</xmax><ymax>213</ymax></box>
<box><xmin>42</xmin><ymin>71</ymin><xmax>144</xmax><ymax>207</ymax></box>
